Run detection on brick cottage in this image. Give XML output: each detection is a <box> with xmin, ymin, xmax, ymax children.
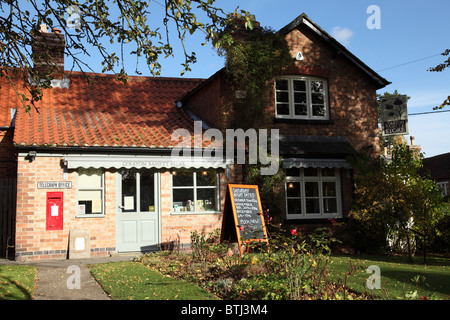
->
<box><xmin>0</xmin><ymin>13</ymin><xmax>389</xmax><ymax>261</ymax></box>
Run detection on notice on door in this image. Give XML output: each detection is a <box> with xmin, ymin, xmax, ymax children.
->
<box><xmin>124</xmin><ymin>196</ymin><xmax>134</xmax><ymax>210</ymax></box>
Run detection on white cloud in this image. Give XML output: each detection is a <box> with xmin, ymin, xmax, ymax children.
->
<box><xmin>331</xmin><ymin>26</ymin><xmax>354</xmax><ymax>46</ymax></box>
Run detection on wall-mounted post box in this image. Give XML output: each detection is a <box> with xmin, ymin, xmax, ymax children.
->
<box><xmin>46</xmin><ymin>192</ymin><xmax>63</xmax><ymax>230</ymax></box>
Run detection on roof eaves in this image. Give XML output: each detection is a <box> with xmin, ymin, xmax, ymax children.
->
<box><xmin>278</xmin><ymin>13</ymin><xmax>391</xmax><ymax>89</ymax></box>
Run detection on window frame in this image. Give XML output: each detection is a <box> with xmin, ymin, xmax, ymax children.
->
<box><xmin>119</xmin><ymin>168</ymin><xmax>157</xmax><ymax>213</ymax></box>
<box><xmin>76</xmin><ymin>168</ymin><xmax>105</xmax><ymax>218</ymax></box>
<box><xmin>171</xmin><ymin>169</ymin><xmax>220</xmax><ymax>214</ymax></box>
<box><xmin>285</xmin><ymin>167</ymin><xmax>342</xmax><ymax>219</ymax></box>
<box><xmin>275</xmin><ymin>76</ymin><xmax>329</xmax><ymax>120</ymax></box>
<box><xmin>437</xmin><ymin>181</ymin><xmax>449</xmax><ymax>196</ymax></box>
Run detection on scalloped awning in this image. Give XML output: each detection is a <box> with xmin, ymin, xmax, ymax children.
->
<box><xmin>64</xmin><ymin>155</ymin><xmax>231</xmax><ymax>170</ymax></box>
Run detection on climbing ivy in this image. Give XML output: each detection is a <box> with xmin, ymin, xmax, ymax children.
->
<box><xmin>219</xmin><ymin>27</ymin><xmax>292</xmax><ymax>219</ymax></box>
<box><xmin>221</xmin><ymin>28</ymin><xmax>293</xmax><ymax>129</ymax></box>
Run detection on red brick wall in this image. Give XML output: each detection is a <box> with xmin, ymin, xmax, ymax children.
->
<box><xmin>15</xmin><ymin>155</ymin><xmax>243</xmax><ymax>260</ymax></box>
<box><xmin>15</xmin><ymin>156</ymin><xmax>116</xmax><ymax>261</ymax></box>
<box><xmin>186</xmin><ymin>26</ymin><xmax>380</xmax><ymax>155</ymax></box>
<box><xmin>183</xmin><ymin>75</ymin><xmax>227</xmax><ymax>130</ymax></box>
<box><xmin>274</xmin><ymin>26</ymin><xmax>380</xmax><ymax>154</ymax></box>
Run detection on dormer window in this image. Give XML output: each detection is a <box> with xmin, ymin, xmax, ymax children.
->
<box><xmin>275</xmin><ymin>76</ymin><xmax>329</xmax><ymax>120</ymax></box>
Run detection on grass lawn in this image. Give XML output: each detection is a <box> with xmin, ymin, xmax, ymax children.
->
<box><xmin>327</xmin><ymin>255</ymin><xmax>450</xmax><ymax>299</ymax></box>
<box><xmin>0</xmin><ymin>265</ymin><xmax>36</xmax><ymax>300</ymax></box>
<box><xmin>90</xmin><ymin>261</ymin><xmax>219</xmax><ymax>300</ymax></box>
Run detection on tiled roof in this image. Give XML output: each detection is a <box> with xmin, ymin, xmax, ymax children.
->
<box><xmin>1</xmin><ymin>72</ymin><xmax>206</xmax><ymax>148</ymax></box>
<box><xmin>0</xmin><ymin>108</ymin><xmax>10</xmax><ymax>127</ymax></box>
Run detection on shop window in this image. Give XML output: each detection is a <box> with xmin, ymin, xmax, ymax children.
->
<box><xmin>76</xmin><ymin>168</ymin><xmax>104</xmax><ymax>216</ymax></box>
<box><xmin>171</xmin><ymin>169</ymin><xmax>219</xmax><ymax>213</ymax></box>
<box><xmin>275</xmin><ymin>76</ymin><xmax>329</xmax><ymax>120</ymax></box>
<box><xmin>285</xmin><ymin>167</ymin><xmax>341</xmax><ymax>219</ymax></box>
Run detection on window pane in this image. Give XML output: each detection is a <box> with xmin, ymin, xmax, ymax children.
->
<box><xmin>287</xmin><ymin>199</ymin><xmax>302</xmax><ymax>215</ymax></box>
<box><xmin>285</xmin><ymin>168</ymin><xmax>300</xmax><ymax>176</ymax></box>
<box><xmin>294</xmin><ymin>104</ymin><xmax>307</xmax><ymax>116</ymax></box>
<box><xmin>293</xmin><ymin>80</ymin><xmax>306</xmax><ymax>92</ymax></box>
<box><xmin>173</xmin><ymin>189</ymin><xmax>194</xmax><ymax>212</ymax></box>
<box><xmin>323</xmin><ymin>198</ymin><xmax>337</xmax><ymax>213</ymax></box>
<box><xmin>306</xmin><ymin>199</ymin><xmax>320</xmax><ymax>214</ymax></box>
<box><xmin>286</xmin><ymin>182</ymin><xmax>301</xmax><ymax>197</ymax></box>
<box><xmin>197</xmin><ymin>188</ymin><xmax>217</xmax><ymax>211</ymax></box>
<box><xmin>276</xmin><ymin>79</ymin><xmax>288</xmax><ymax>90</ymax></box>
<box><xmin>322</xmin><ymin>168</ymin><xmax>335</xmax><ymax>177</ymax></box>
<box><xmin>173</xmin><ymin>171</ymin><xmax>193</xmax><ymax>186</ymax></box>
<box><xmin>79</xmin><ymin>190</ymin><xmax>102</xmax><ymax>214</ymax></box>
<box><xmin>277</xmin><ymin>103</ymin><xmax>290</xmax><ymax>115</ymax></box>
<box><xmin>310</xmin><ymin>81</ymin><xmax>324</xmax><ymax>93</ymax></box>
<box><xmin>78</xmin><ymin>168</ymin><xmax>102</xmax><ymax>189</ymax></box>
<box><xmin>122</xmin><ymin>169</ymin><xmax>137</xmax><ymax>212</ymax></box>
<box><xmin>294</xmin><ymin>92</ymin><xmax>307</xmax><ymax>104</ymax></box>
<box><xmin>312</xmin><ymin>105</ymin><xmax>326</xmax><ymax>117</ymax></box>
<box><xmin>304</xmin><ymin>168</ymin><xmax>319</xmax><ymax>176</ymax></box>
<box><xmin>196</xmin><ymin>170</ymin><xmax>216</xmax><ymax>186</ymax></box>
<box><xmin>305</xmin><ymin>182</ymin><xmax>319</xmax><ymax>197</ymax></box>
<box><xmin>276</xmin><ymin>91</ymin><xmax>289</xmax><ymax>103</ymax></box>
<box><xmin>311</xmin><ymin>93</ymin><xmax>324</xmax><ymax>104</ymax></box>
<box><xmin>140</xmin><ymin>170</ymin><xmax>155</xmax><ymax>212</ymax></box>
<box><xmin>323</xmin><ymin>182</ymin><xmax>336</xmax><ymax>197</ymax></box>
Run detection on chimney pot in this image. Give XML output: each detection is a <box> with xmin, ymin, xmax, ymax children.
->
<box><xmin>410</xmin><ymin>136</ymin><xmax>415</xmax><ymax>146</ymax></box>
<box><xmin>39</xmin><ymin>24</ymin><xmax>49</xmax><ymax>33</ymax></box>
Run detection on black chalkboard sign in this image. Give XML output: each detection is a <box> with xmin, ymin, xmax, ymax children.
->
<box><xmin>221</xmin><ymin>184</ymin><xmax>268</xmax><ymax>254</ymax></box>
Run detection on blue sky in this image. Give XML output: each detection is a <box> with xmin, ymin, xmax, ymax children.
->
<box><xmin>68</xmin><ymin>0</ymin><xmax>450</xmax><ymax>158</ymax></box>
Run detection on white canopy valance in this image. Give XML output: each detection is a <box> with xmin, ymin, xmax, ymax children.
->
<box><xmin>282</xmin><ymin>158</ymin><xmax>351</xmax><ymax>169</ymax></box>
<box><xmin>64</xmin><ymin>155</ymin><xmax>231</xmax><ymax>170</ymax></box>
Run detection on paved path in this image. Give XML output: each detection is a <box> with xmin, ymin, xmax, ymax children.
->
<box><xmin>1</xmin><ymin>255</ymin><xmax>136</xmax><ymax>300</ymax></box>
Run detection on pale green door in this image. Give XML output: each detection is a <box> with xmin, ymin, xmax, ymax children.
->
<box><xmin>116</xmin><ymin>169</ymin><xmax>160</xmax><ymax>252</ymax></box>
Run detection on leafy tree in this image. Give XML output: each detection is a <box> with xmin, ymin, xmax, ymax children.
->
<box><xmin>428</xmin><ymin>48</ymin><xmax>450</xmax><ymax>109</ymax></box>
<box><xmin>0</xmin><ymin>0</ymin><xmax>253</xmax><ymax>111</ymax></box>
<box><xmin>349</xmin><ymin>144</ymin><xmax>445</xmax><ymax>262</ymax></box>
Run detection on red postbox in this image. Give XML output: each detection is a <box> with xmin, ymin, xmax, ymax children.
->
<box><xmin>46</xmin><ymin>192</ymin><xmax>63</xmax><ymax>230</ymax></box>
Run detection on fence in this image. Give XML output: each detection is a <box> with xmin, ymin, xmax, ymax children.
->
<box><xmin>0</xmin><ymin>178</ymin><xmax>16</xmax><ymax>259</ymax></box>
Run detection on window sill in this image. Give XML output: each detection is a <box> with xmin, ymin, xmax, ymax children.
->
<box><xmin>171</xmin><ymin>211</ymin><xmax>221</xmax><ymax>215</ymax></box>
<box><xmin>285</xmin><ymin>216</ymin><xmax>343</xmax><ymax>223</ymax></box>
<box><xmin>273</xmin><ymin>118</ymin><xmax>334</xmax><ymax>125</ymax></box>
<box><xmin>76</xmin><ymin>214</ymin><xmax>105</xmax><ymax>218</ymax></box>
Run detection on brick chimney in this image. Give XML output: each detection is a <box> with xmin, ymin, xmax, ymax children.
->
<box><xmin>228</xmin><ymin>13</ymin><xmax>262</xmax><ymax>42</ymax></box>
<box><xmin>32</xmin><ymin>24</ymin><xmax>65</xmax><ymax>79</ymax></box>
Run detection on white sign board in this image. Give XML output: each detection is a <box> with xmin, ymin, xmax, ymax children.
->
<box><xmin>381</xmin><ymin>95</ymin><xmax>409</xmax><ymax>136</ymax></box>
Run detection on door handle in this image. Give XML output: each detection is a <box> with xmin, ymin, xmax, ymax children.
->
<box><xmin>118</xmin><ymin>205</ymin><xmax>124</xmax><ymax>209</ymax></box>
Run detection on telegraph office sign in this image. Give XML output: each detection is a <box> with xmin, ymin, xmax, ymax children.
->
<box><xmin>37</xmin><ymin>181</ymin><xmax>72</xmax><ymax>189</ymax></box>
<box><xmin>380</xmin><ymin>95</ymin><xmax>409</xmax><ymax>136</ymax></box>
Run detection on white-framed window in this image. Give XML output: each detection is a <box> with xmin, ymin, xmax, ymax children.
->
<box><xmin>171</xmin><ymin>169</ymin><xmax>220</xmax><ymax>213</ymax></box>
<box><xmin>437</xmin><ymin>182</ymin><xmax>449</xmax><ymax>196</ymax></box>
<box><xmin>275</xmin><ymin>76</ymin><xmax>329</xmax><ymax>120</ymax></box>
<box><xmin>76</xmin><ymin>168</ymin><xmax>105</xmax><ymax>216</ymax></box>
<box><xmin>285</xmin><ymin>167</ymin><xmax>342</xmax><ymax>219</ymax></box>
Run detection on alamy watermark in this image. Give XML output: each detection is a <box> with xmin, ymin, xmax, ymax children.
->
<box><xmin>367</xmin><ymin>5</ymin><xmax>381</xmax><ymax>30</ymax></box>
<box><xmin>366</xmin><ymin>265</ymin><xmax>381</xmax><ymax>290</ymax></box>
<box><xmin>66</xmin><ymin>265</ymin><xmax>81</xmax><ymax>290</ymax></box>
<box><xmin>171</xmin><ymin>121</ymin><xmax>279</xmax><ymax>175</ymax></box>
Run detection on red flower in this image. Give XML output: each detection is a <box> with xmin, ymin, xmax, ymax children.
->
<box><xmin>239</xmin><ymin>226</ymin><xmax>244</xmax><ymax>231</ymax></box>
<box><xmin>290</xmin><ymin>228</ymin><xmax>297</xmax><ymax>236</ymax></box>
